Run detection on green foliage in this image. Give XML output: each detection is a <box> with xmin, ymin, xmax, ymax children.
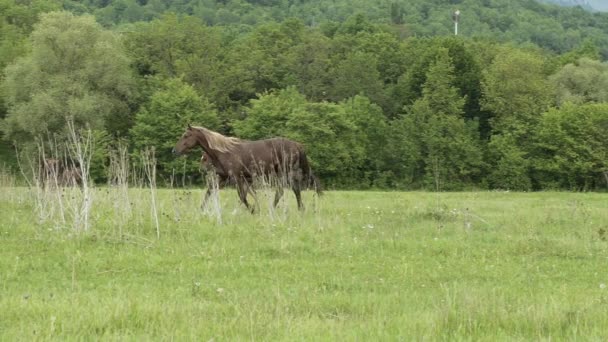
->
<box><xmin>89</xmin><ymin>129</ymin><xmax>112</xmax><ymax>183</ymax></box>
<box><xmin>0</xmin><ymin>0</ymin><xmax>61</xmax><ymax>71</ymax></box>
<box><xmin>481</xmin><ymin>47</ymin><xmax>554</xmax><ymax>136</ymax></box>
<box><xmin>1</xmin><ymin>11</ymin><xmax>135</xmax><ymax>143</ymax></box>
<box><xmin>340</xmin><ymin>95</ymin><xmax>389</xmax><ymax>187</ymax></box>
<box><xmin>283</xmin><ymin>30</ymin><xmax>333</xmax><ymax>101</ymax></box>
<box><xmin>130</xmin><ymin>78</ymin><xmax>220</xmax><ymax>180</ymax></box>
<box><xmin>220</xmin><ymin>19</ymin><xmax>307</xmax><ymax>108</ymax></box>
<box><xmin>403</xmin><ymin>49</ymin><xmax>484</xmax><ymax>190</ymax></box>
<box><xmin>125</xmin><ymin>13</ymin><xmax>224</xmax><ymax>102</ymax></box>
<box><xmin>58</xmin><ymin>0</ymin><xmax>608</xmax><ymax>57</ymax></box>
<box><xmin>533</xmin><ymin>103</ymin><xmax>608</xmax><ymax>190</ymax></box>
<box><xmin>550</xmin><ymin>58</ymin><xmax>608</xmax><ymax>105</ymax></box>
<box><xmin>327</xmin><ymin>51</ymin><xmax>385</xmax><ymax>106</ymax></box>
<box><xmin>486</xmin><ymin>134</ymin><xmax>532</xmax><ymax>190</ymax></box>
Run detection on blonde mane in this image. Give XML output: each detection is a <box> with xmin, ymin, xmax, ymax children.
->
<box><xmin>193</xmin><ymin>126</ymin><xmax>241</xmax><ymax>153</ymax></box>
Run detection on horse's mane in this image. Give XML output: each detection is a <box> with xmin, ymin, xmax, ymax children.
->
<box><xmin>193</xmin><ymin>126</ymin><xmax>241</xmax><ymax>153</ymax></box>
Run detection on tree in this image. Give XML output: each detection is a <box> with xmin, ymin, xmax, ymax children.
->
<box><xmin>340</xmin><ymin>95</ymin><xmax>389</xmax><ymax>187</ymax></box>
<box><xmin>2</xmin><ymin>11</ymin><xmax>135</xmax><ymax>142</ymax></box>
<box><xmin>327</xmin><ymin>51</ymin><xmax>385</xmax><ymax>107</ymax></box>
<box><xmin>533</xmin><ymin>103</ymin><xmax>608</xmax><ymax>190</ymax></box>
<box><xmin>130</xmin><ymin>78</ymin><xmax>220</xmax><ymax>180</ymax></box>
<box><xmin>486</xmin><ymin>134</ymin><xmax>532</xmax><ymax>190</ymax></box>
<box><xmin>284</xmin><ymin>31</ymin><xmax>333</xmax><ymax>102</ymax></box>
<box><xmin>220</xmin><ymin>19</ymin><xmax>308</xmax><ymax>109</ymax></box>
<box><xmin>125</xmin><ymin>14</ymin><xmax>223</xmax><ymax>98</ymax></box>
<box><xmin>402</xmin><ymin>49</ymin><xmax>483</xmax><ymax>189</ymax></box>
<box><xmin>550</xmin><ymin>58</ymin><xmax>608</xmax><ymax>106</ymax></box>
<box><xmin>481</xmin><ymin>47</ymin><xmax>553</xmax><ymax>135</ymax></box>
<box><xmin>481</xmin><ymin>47</ymin><xmax>554</xmax><ymax>189</ymax></box>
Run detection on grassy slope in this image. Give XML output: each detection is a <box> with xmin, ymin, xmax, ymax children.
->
<box><xmin>1</xmin><ymin>188</ymin><xmax>608</xmax><ymax>339</ymax></box>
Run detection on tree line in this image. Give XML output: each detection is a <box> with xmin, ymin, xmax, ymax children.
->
<box><xmin>1</xmin><ymin>6</ymin><xmax>608</xmax><ymax>190</ymax></box>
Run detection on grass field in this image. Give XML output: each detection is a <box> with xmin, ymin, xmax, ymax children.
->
<box><xmin>1</xmin><ymin>185</ymin><xmax>608</xmax><ymax>340</ymax></box>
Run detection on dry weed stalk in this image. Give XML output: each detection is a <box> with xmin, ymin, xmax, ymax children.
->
<box><xmin>32</xmin><ymin>138</ymin><xmax>66</xmax><ymax>225</ymax></box>
<box><xmin>108</xmin><ymin>140</ymin><xmax>131</xmax><ymax>235</ymax></box>
<box><xmin>66</xmin><ymin>119</ymin><xmax>93</xmax><ymax>232</ymax></box>
<box><xmin>203</xmin><ymin>170</ymin><xmax>223</xmax><ymax>224</ymax></box>
<box><xmin>141</xmin><ymin>147</ymin><xmax>160</xmax><ymax>239</ymax></box>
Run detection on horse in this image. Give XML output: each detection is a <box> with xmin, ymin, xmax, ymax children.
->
<box><xmin>200</xmin><ymin>152</ymin><xmax>228</xmax><ymax>184</ymax></box>
<box><xmin>39</xmin><ymin>158</ymin><xmax>82</xmax><ymax>188</ymax></box>
<box><xmin>199</xmin><ymin>152</ymin><xmax>250</xmax><ymax>209</ymax></box>
<box><xmin>173</xmin><ymin>125</ymin><xmax>322</xmax><ymax>212</ymax></box>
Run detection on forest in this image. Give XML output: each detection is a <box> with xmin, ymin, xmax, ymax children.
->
<box><xmin>1</xmin><ymin>0</ymin><xmax>608</xmax><ymax>190</ymax></box>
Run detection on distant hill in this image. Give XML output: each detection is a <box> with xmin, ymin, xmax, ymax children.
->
<box><xmin>62</xmin><ymin>0</ymin><xmax>608</xmax><ymax>56</ymax></box>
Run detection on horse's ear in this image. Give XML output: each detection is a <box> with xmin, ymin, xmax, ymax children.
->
<box><xmin>187</xmin><ymin>123</ymin><xmax>192</xmax><ymax>130</ymax></box>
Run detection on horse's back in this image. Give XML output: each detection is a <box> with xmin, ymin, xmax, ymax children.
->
<box><xmin>231</xmin><ymin>137</ymin><xmax>302</xmax><ymax>174</ymax></box>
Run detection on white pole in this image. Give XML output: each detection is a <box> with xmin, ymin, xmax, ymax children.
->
<box><xmin>453</xmin><ymin>10</ymin><xmax>460</xmax><ymax>36</ymax></box>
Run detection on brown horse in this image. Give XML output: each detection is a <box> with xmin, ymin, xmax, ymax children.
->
<box><xmin>39</xmin><ymin>158</ymin><xmax>82</xmax><ymax>187</ymax></box>
<box><xmin>173</xmin><ymin>125</ymin><xmax>322</xmax><ymax>212</ymax></box>
<box><xmin>199</xmin><ymin>152</ymin><xmax>249</xmax><ymax>209</ymax></box>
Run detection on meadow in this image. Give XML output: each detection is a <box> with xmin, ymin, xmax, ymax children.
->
<box><xmin>1</xmin><ymin>184</ymin><xmax>608</xmax><ymax>340</ymax></box>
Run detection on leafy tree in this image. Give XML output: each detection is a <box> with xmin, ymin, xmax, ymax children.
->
<box><xmin>284</xmin><ymin>30</ymin><xmax>333</xmax><ymax>101</ymax></box>
<box><xmin>2</xmin><ymin>11</ymin><xmax>135</xmax><ymax>143</ymax></box>
<box><xmin>0</xmin><ymin>0</ymin><xmax>60</xmax><ymax>72</ymax></box>
<box><xmin>221</xmin><ymin>19</ymin><xmax>306</xmax><ymax>108</ymax></box>
<box><xmin>533</xmin><ymin>103</ymin><xmax>608</xmax><ymax>190</ymax></box>
<box><xmin>486</xmin><ymin>134</ymin><xmax>532</xmax><ymax>190</ymax></box>
<box><xmin>327</xmin><ymin>51</ymin><xmax>385</xmax><ymax>107</ymax></box>
<box><xmin>340</xmin><ymin>95</ymin><xmax>389</xmax><ymax>187</ymax></box>
<box><xmin>125</xmin><ymin>14</ymin><xmax>223</xmax><ymax>96</ymax></box>
<box><xmin>481</xmin><ymin>47</ymin><xmax>554</xmax><ymax>135</ymax></box>
<box><xmin>330</xmin><ymin>30</ymin><xmax>405</xmax><ymax>115</ymax></box>
<box><xmin>481</xmin><ymin>48</ymin><xmax>553</xmax><ymax>189</ymax></box>
<box><xmin>385</xmin><ymin>115</ymin><xmax>421</xmax><ymax>188</ymax></box>
<box><xmin>554</xmin><ymin>38</ymin><xmax>601</xmax><ymax>66</ymax></box>
<box><xmin>130</xmin><ymin>78</ymin><xmax>220</xmax><ymax>180</ymax></box>
<box><xmin>395</xmin><ymin>37</ymin><xmax>491</xmax><ymax>135</ymax></box>
<box><xmin>402</xmin><ymin>49</ymin><xmax>483</xmax><ymax>189</ymax></box>
<box><xmin>550</xmin><ymin>58</ymin><xmax>608</xmax><ymax>106</ymax></box>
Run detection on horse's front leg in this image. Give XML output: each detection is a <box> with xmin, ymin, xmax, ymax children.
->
<box><xmin>273</xmin><ymin>186</ymin><xmax>284</xmax><ymax>208</ymax></box>
<box><xmin>201</xmin><ymin>174</ymin><xmax>224</xmax><ymax>211</ymax></box>
<box><xmin>201</xmin><ymin>187</ymin><xmax>214</xmax><ymax>210</ymax></box>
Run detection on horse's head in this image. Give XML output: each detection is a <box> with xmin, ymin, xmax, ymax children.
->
<box><xmin>172</xmin><ymin>124</ymin><xmax>199</xmax><ymax>156</ymax></box>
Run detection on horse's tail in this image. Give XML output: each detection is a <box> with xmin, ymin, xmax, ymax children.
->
<box><xmin>298</xmin><ymin>146</ymin><xmax>323</xmax><ymax>196</ymax></box>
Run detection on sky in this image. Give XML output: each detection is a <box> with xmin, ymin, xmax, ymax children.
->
<box><xmin>543</xmin><ymin>0</ymin><xmax>608</xmax><ymax>11</ymax></box>
<box><xmin>588</xmin><ymin>0</ymin><xmax>608</xmax><ymax>11</ymax></box>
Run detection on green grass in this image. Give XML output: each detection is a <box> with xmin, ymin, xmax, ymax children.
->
<box><xmin>1</xmin><ymin>187</ymin><xmax>608</xmax><ymax>340</ymax></box>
